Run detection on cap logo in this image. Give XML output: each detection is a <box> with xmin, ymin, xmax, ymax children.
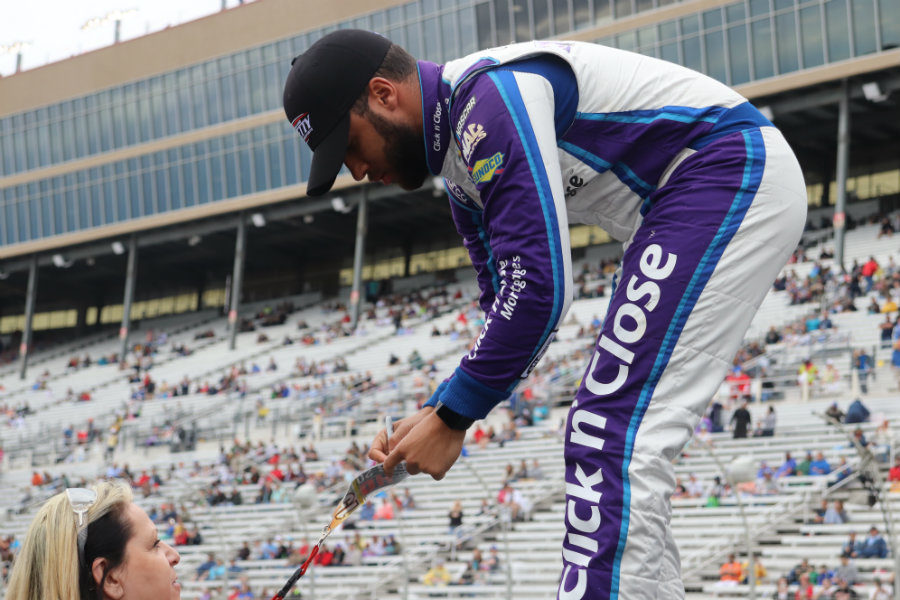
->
<box><xmin>292</xmin><ymin>112</ymin><xmax>313</xmax><ymax>142</ymax></box>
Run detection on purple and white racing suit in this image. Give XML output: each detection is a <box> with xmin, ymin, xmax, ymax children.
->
<box><xmin>419</xmin><ymin>41</ymin><xmax>806</xmax><ymax>599</ymax></box>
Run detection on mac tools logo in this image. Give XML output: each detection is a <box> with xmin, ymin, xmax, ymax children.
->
<box><xmin>461</xmin><ymin>123</ymin><xmax>487</xmax><ymax>162</ymax></box>
<box><xmin>292</xmin><ymin>112</ymin><xmax>313</xmax><ymax>142</ymax></box>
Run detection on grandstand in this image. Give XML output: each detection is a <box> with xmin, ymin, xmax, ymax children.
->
<box><xmin>2</xmin><ymin>0</ymin><xmax>900</xmax><ymax>598</ymax></box>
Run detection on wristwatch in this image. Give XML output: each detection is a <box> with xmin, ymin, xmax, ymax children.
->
<box><xmin>434</xmin><ymin>401</ymin><xmax>475</xmax><ymax>431</ymax></box>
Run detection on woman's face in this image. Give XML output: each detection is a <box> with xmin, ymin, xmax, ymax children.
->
<box><xmin>106</xmin><ymin>503</ymin><xmax>181</xmax><ymax>600</ymax></box>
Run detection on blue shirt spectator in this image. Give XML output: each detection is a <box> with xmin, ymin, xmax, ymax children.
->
<box><xmin>845</xmin><ymin>399</ymin><xmax>870</xmax><ymax>424</ymax></box>
<box><xmin>859</xmin><ymin>527</ymin><xmax>889</xmax><ymax>559</ymax></box>
<box><xmin>809</xmin><ymin>452</ymin><xmax>831</xmax><ymax>475</ymax></box>
<box><xmin>775</xmin><ymin>452</ymin><xmax>797</xmax><ymax>478</ymax></box>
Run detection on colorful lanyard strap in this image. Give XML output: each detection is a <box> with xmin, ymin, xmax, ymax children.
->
<box><xmin>271</xmin><ymin>461</ymin><xmax>410</xmax><ymax>600</ymax></box>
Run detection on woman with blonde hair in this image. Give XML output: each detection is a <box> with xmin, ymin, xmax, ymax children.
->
<box><xmin>5</xmin><ymin>480</ymin><xmax>181</xmax><ymax>600</ymax></box>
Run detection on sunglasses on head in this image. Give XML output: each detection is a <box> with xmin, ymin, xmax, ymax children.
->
<box><xmin>66</xmin><ymin>487</ymin><xmax>97</xmax><ymax>567</ymax></box>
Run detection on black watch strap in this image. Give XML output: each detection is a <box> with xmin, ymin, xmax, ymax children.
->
<box><xmin>435</xmin><ymin>402</ymin><xmax>475</xmax><ymax>431</ymax></box>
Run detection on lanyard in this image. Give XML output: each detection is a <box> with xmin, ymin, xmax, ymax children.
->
<box><xmin>271</xmin><ymin>461</ymin><xmax>410</xmax><ymax>599</ymax></box>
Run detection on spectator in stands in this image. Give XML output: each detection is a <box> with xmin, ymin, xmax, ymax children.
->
<box><xmin>893</xmin><ymin>319</ymin><xmax>900</xmax><ymax>387</ymax></box>
<box><xmin>423</xmin><ymin>559</ymin><xmax>452</xmax><ymax>586</ymax></box>
<box><xmin>686</xmin><ymin>473</ymin><xmax>705</xmax><ymax>498</ymax></box>
<box><xmin>845</xmin><ymin>399</ymin><xmax>871</xmax><ymax>424</ymax></box>
<box><xmin>868</xmin><ymin>297</ymin><xmax>882</xmax><ymax>314</ymax></box>
<box><xmin>448</xmin><ymin>499</ymin><xmax>464</xmax><ymax>536</ymax></box>
<box><xmin>809</xmin><ymin>499</ymin><xmax>829</xmax><ymax>524</ymax></box>
<box><xmin>5</xmin><ymin>481</ymin><xmax>181</xmax><ymax>600</ymax></box>
<box><xmin>719</xmin><ymin>553</ymin><xmax>742</xmax><ymax>584</ymax></box>
<box><xmin>731</xmin><ymin>401</ymin><xmax>752</xmax><ymax>439</ymax></box>
<box><xmin>206</xmin><ymin>558</ymin><xmax>226</xmax><ymax>580</ymax></box>
<box><xmin>795</xmin><ymin>572</ymin><xmax>814</xmax><ymax>599</ymax></box>
<box><xmin>870</xmin><ymin>577</ymin><xmax>892</xmax><ymax>600</ymax></box>
<box><xmin>759</xmin><ymin>406</ymin><xmax>777</xmax><ymax>437</ymax></box>
<box><xmin>834</xmin><ymin>555</ymin><xmax>859</xmax><ymax>585</ymax></box>
<box><xmin>765</xmin><ymin>326</ymin><xmax>783</xmax><ymax>345</ymax></box>
<box><xmin>400</xmin><ymin>487</ymin><xmax>416</xmax><ymax>509</ymax></box>
<box><xmin>879</xmin><ymin>315</ymin><xmax>896</xmax><ymax>346</ymax></box>
<box><xmin>833</xmin><ymin>579</ymin><xmax>860</xmax><ymax>600</ymax></box>
<box><xmin>796</xmin><ymin>452</ymin><xmax>813</xmax><ymax>476</ymax></box>
<box><xmin>809</xmin><ymin>451</ymin><xmax>832</xmax><ymax>476</ymax></box>
<box><xmin>772</xmin><ymin>576</ymin><xmax>791</xmax><ymax>600</ymax></box>
<box><xmin>824</xmin><ymin>500</ymin><xmax>848</xmax><ymax>525</ymax></box>
<box><xmin>776</xmin><ymin>452</ymin><xmax>798</xmax><ymax>478</ymax></box>
<box><xmin>862</xmin><ymin>257</ymin><xmax>880</xmax><ymax>293</ymax></box>
<box><xmin>826</xmin><ymin>402</ymin><xmax>845</xmax><ymax>424</ymax></box>
<box><xmin>787</xmin><ymin>558</ymin><xmax>811</xmax><ymax>584</ymax></box>
<box><xmin>197</xmin><ymin>552</ymin><xmax>217</xmax><ymax>580</ymax></box>
<box><xmin>852</xmin><ymin>427</ymin><xmax>869</xmax><ymax>448</ymax></box>
<box><xmin>741</xmin><ymin>556</ymin><xmax>766</xmax><ymax>584</ymax></box>
<box><xmin>841</xmin><ymin>532</ymin><xmax>860</xmax><ymax>558</ymax></box>
<box><xmin>859</xmin><ymin>526</ymin><xmax>889</xmax><ymax>559</ymax></box>
<box><xmin>854</xmin><ymin>349</ymin><xmax>873</xmax><ymax>395</ymax></box>
<box><xmin>374</xmin><ymin>497</ymin><xmax>395</xmax><ymax>520</ymax></box>
<box><xmin>235</xmin><ymin>542</ymin><xmax>251</xmax><ymax>561</ymax></box>
<box><xmin>888</xmin><ymin>455</ymin><xmax>900</xmax><ymax>489</ymax></box>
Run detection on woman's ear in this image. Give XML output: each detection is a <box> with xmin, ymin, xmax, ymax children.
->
<box><xmin>92</xmin><ymin>557</ymin><xmax>125</xmax><ymax>600</ymax></box>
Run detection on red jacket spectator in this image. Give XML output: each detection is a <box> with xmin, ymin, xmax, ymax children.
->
<box><xmin>889</xmin><ymin>457</ymin><xmax>900</xmax><ymax>482</ymax></box>
<box><xmin>862</xmin><ymin>258</ymin><xmax>879</xmax><ymax>278</ymax></box>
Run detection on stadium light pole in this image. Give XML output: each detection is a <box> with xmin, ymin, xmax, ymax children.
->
<box><xmin>349</xmin><ymin>191</ymin><xmax>368</xmax><ymax>331</ymax></box>
<box><xmin>18</xmin><ymin>255</ymin><xmax>39</xmax><ymax>381</ymax></box>
<box><xmin>833</xmin><ymin>79</ymin><xmax>850</xmax><ymax>272</ymax></box>
<box><xmin>815</xmin><ymin>412</ymin><xmax>900</xmax><ymax>600</ymax></box>
<box><xmin>120</xmin><ymin>235</ymin><xmax>138</xmax><ymax>365</ymax></box>
<box><xmin>695</xmin><ymin>437</ymin><xmax>757</xmax><ymax>600</ymax></box>
<box><xmin>82</xmin><ymin>9</ymin><xmax>137</xmax><ymax>44</ymax></box>
<box><xmin>228</xmin><ymin>213</ymin><xmax>247</xmax><ymax>351</ymax></box>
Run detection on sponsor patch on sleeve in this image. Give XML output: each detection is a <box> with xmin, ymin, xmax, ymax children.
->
<box><xmin>470</xmin><ymin>152</ymin><xmax>505</xmax><ymax>185</ymax></box>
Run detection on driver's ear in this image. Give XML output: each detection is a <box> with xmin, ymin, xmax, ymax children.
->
<box><xmin>368</xmin><ymin>77</ymin><xmax>398</xmax><ymax>110</ymax></box>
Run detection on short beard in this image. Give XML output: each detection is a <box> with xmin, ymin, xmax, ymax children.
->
<box><xmin>366</xmin><ymin>110</ymin><xmax>429</xmax><ymax>191</ymax></box>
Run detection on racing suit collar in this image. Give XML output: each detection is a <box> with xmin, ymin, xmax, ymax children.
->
<box><xmin>417</xmin><ymin>60</ymin><xmax>451</xmax><ymax>177</ymax></box>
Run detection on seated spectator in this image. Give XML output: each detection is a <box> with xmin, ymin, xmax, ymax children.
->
<box><xmin>374</xmin><ymin>497</ymin><xmax>395</xmax><ymax>520</ymax></box>
<box><xmin>788</xmin><ymin>558</ymin><xmax>811</xmax><ymax>584</ymax></box>
<box><xmin>772</xmin><ymin>576</ymin><xmax>791</xmax><ymax>600</ymax></box>
<box><xmin>826</xmin><ymin>402</ymin><xmax>846</xmax><ymax>424</ymax></box>
<box><xmin>824</xmin><ymin>500</ymin><xmax>848</xmax><ymax>525</ymax></box>
<box><xmin>840</xmin><ymin>532</ymin><xmax>859</xmax><ymax>558</ymax></box>
<box><xmin>776</xmin><ymin>452</ymin><xmax>798</xmax><ymax>478</ymax></box>
<box><xmin>833</xmin><ymin>579</ymin><xmax>860</xmax><ymax>599</ymax></box>
<box><xmin>740</xmin><ymin>556</ymin><xmax>765</xmax><ymax>584</ymax></box>
<box><xmin>834</xmin><ymin>555</ymin><xmax>858</xmax><ymax>585</ymax></box>
<box><xmin>206</xmin><ymin>558</ymin><xmax>226</xmax><ymax>580</ymax></box>
<box><xmin>197</xmin><ymin>552</ymin><xmax>218</xmax><ymax>580</ymax></box>
<box><xmin>859</xmin><ymin>526</ymin><xmax>888</xmax><ymax>558</ymax></box>
<box><xmin>845</xmin><ymin>398</ymin><xmax>871</xmax><ymax>424</ymax></box>
<box><xmin>870</xmin><ymin>577</ymin><xmax>893</xmax><ymax>600</ymax></box>
<box><xmin>423</xmin><ymin>559</ymin><xmax>451</xmax><ymax>586</ymax></box>
<box><xmin>719</xmin><ymin>553</ymin><xmax>742</xmax><ymax>583</ymax></box>
<box><xmin>797</xmin><ymin>451</ymin><xmax>813</xmax><ymax>476</ymax></box>
<box><xmin>795</xmin><ymin>572</ymin><xmax>814</xmax><ymax>599</ymax></box>
<box><xmin>809</xmin><ymin>451</ymin><xmax>831</xmax><ymax>475</ymax></box>
<box><xmin>889</xmin><ymin>455</ymin><xmax>900</xmax><ymax>491</ymax></box>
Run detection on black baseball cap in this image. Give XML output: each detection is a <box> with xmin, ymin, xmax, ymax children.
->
<box><xmin>283</xmin><ymin>30</ymin><xmax>392</xmax><ymax>197</ymax></box>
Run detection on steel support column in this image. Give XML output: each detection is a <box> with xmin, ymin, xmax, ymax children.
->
<box><xmin>350</xmin><ymin>192</ymin><xmax>368</xmax><ymax>331</ymax></box>
<box><xmin>119</xmin><ymin>235</ymin><xmax>138</xmax><ymax>362</ymax></box>
<box><xmin>18</xmin><ymin>255</ymin><xmax>38</xmax><ymax>380</ymax></box>
<box><xmin>228</xmin><ymin>213</ymin><xmax>247</xmax><ymax>351</ymax></box>
<box><xmin>834</xmin><ymin>79</ymin><xmax>850</xmax><ymax>272</ymax></box>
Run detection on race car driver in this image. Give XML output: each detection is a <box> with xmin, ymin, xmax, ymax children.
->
<box><xmin>283</xmin><ymin>29</ymin><xmax>807</xmax><ymax>600</ymax></box>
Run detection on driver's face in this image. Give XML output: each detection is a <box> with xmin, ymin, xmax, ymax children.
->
<box><xmin>344</xmin><ymin>106</ymin><xmax>429</xmax><ymax>191</ymax></box>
